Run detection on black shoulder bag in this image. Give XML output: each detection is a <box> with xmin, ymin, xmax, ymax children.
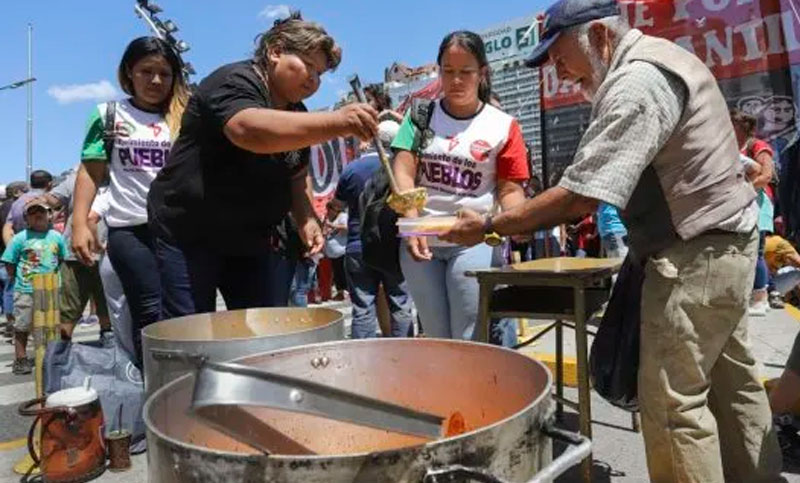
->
<box><xmin>358</xmin><ymin>99</ymin><xmax>435</xmax><ymax>280</ymax></box>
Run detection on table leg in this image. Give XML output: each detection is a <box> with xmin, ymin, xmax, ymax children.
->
<box><xmin>632</xmin><ymin>412</ymin><xmax>641</xmax><ymax>433</ymax></box>
<box><xmin>574</xmin><ymin>286</ymin><xmax>592</xmax><ymax>482</ymax></box>
<box><xmin>476</xmin><ymin>281</ymin><xmax>492</xmax><ymax>343</ymax></box>
<box><xmin>555</xmin><ymin>319</ymin><xmax>563</xmax><ymax>421</ymax></box>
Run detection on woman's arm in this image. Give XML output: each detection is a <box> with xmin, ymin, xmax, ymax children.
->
<box><xmin>752</xmin><ymin>151</ymin><xmax>774</xmax><ymax>190</ymax></box>
<box><xmin>72</xmin><ymin>162</ymin><xmax>106</xmax><ymax>265</ymax></box>
<box><xmin>500</xmin><ymin>179</ymin><xmax>529</xmax><ymax>243</ymax></box>
<box><xmin>497</xmin><ymin>179</ymin><xmax>526</xmax><ymax>212</ymax></box>
<box><xmin>392</xmin><ymin>150</ymin><xmax>431</xmax><ymax>261</ymax></box>
<box><xmin>224</xmin><ymin>103</ymin><xmax>378</xmax><ymax>154</ymax></box>
<box><xmin>290</xmin><ymin>170</ymin><xmax>324</xmax><ymax>256</ymax></box>
<box><xmin>393</xmin><ymin>150</ymin><xmax>419</xmax><ymax>217</ymax></box>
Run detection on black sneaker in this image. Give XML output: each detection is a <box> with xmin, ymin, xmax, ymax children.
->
<box><xmin>12</xmin><ymin>358</ymin><xmax>31</xmax><ymax>375</ymax></box>
<box><xmin>769</xmin><ymin>291</ymin><xmax>786</xmax><ymax>309</ymax></box>
<box><xmin>776</xmin><ymin>415</ymin><xmax>800</xmax><ymax>467</ymax></box>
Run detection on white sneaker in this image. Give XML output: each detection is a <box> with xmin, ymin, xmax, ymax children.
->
<box><xmin>749</xmin><ymin>300</ymin><xmax>768</xmax><ymax>317</ymax></box>
<box><xmin>78</xmin><ymin>315</ymin><xmax>100</xmax><ymax>327</ymax></box>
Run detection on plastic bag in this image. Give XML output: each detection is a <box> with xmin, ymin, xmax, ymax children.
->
<box><xmin>43</xmin><ymin>333</ymin><xmax>147</xmax><ymax>453</ymax></box>
<box><xmin>589</xmin><ymin>254</ymin><xmax>644</xmax><ymax>412</ymax></box>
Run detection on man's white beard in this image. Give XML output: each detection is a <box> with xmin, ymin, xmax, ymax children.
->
<box><xmin>576</xmin><ymin>35</ymin><xmax>609</xmax><ymax>101</ymax></box>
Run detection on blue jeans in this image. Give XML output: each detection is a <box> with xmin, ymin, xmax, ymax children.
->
<box><xmin>532</xmin><ymin>237</ymin><xmax>560</xmax><ymax>259</ymax></box>
<box><xmin>601</xmin><ymin>233</ymin><xmax>629</xmax><ymax>259</ymax></box>
<box><xmin>754</xmin><ymin>232</ymin><xmax>768</xmax><ymax>291</ymax></box>
<box><xmin>156</xmin><ymin>237</ymin><xmax>295</xmax><ymax>319</ymax></box>
<box><xmin>107</xmin><ymin>225</ymin><xmax>161</xmax><ymax>364</ymax></box>
<box><xmin>489</xmin><ymin>246</ymin><xmax>517</xmax><ymax>348</ymax></box>
<box><xmin>345</xmin><ymin>252</ymin><xmax>413</xmax><ymax>338</ymax></box>
<box><xmin>774</xmin><ymin>267</ymin><xmax>800</xmax><ymax>295</ymax></box>
<box><xmin>290</xmin><ymin>259</ymin><xmax>317</xmax><ymax>307</ymax></box>
<box><xmin>400</xmin><ymin>243</ymin><xmax>492</xmax><ymax>340</ymax></box>
<box><xmin>0</xmin><ymin>267</ymin><xmax>10</xmax><ymax>315</ymax></box>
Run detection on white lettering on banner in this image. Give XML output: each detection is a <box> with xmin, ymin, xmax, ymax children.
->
<box><xmin>704</xmin><ymin>27</ymin><xmax>734</xmax><ymax>68</ymax></box>
<box><xmin>673</xmin><ymin>36</ymin><xmax>697</xmax><ymax>55</ymax></box>
<box><xmin>634</xmin><ymin>3</ymin><xmax>654</xmax><ymax>29</ymax></box>
<box><xmin>542</xmin><ymin>65</ymin><xmax>583</xmax><ymax>99</ymax></box>
<box><xmin>735</xmin><ymin>19</ymin><xmax>766</xmax><ymax>62</ymax></box>
<box><xmin>783</xmin><ymin>10</ymin><xmax>800</xmax><ymax>50</ymax></box>
<box><xmin>703</xmin><ymin>0</ymin><xmax>730</xmax><ymax>12</ymax></box>
<box><xmin>765</xmin><ymin>14</ymin><xmax>786</xmax><ymax>55</ymax></box>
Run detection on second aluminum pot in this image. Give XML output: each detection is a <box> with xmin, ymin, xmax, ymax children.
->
<box><xmin>142</xmin><ymin>307</ymin><xmax>344</xmax><ymax>398</ymax></box>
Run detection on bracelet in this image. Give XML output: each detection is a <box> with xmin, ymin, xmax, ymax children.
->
<box><xmin>483</xmin><ymin>214</ymin><xmax>494</xmax><ymax>235</ymax></box>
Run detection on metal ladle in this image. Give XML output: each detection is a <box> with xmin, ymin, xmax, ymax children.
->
<box><xmin>348</xmin><ymin>74</ymin><xmax>428</xmax><ymax>214</ymax></box>
<box><xmin>190</xmin><ymin>360</ymin><xmax>444</xmax><ymax>455</ymax></box>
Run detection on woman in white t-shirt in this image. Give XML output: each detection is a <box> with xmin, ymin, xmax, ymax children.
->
<box><xmin>71</xmin><ymin>37</ymin><xmax>189</xmax><ymax>364</ymax></box>
<box><xmin>391</xmin><ymin>31</ymin><xmax>530</xmax><ymax>340</ymax></box>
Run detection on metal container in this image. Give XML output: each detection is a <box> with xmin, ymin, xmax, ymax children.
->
<box><xmin>145</xmin><ymin>339</ymin><xmax>588</xmax><ymax>482</ymax></box>
<box><xmin>142</xmin><ymin>308</ymin><xmax>344</xmax><ymax>398</ymax></box>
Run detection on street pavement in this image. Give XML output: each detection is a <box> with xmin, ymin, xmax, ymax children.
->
<box><xmin>0</xmin><ymin>301</ymin><xmax>799</xmax><ymax>482</ymax></box>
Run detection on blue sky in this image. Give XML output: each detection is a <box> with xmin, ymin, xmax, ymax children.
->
<box><xmin>0</xmin><ymin>0</ymin><xmax>549</xmax><ymax>184</ymax></box>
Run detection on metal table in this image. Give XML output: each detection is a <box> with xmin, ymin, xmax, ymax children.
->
<box><xmin>467</xmin><ymin>257</ymin><xmax>623</xmax><ymax>482</ymax></box>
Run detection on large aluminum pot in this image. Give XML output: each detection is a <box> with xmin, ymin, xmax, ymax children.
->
<box><xmin>142</xmin><ymin>307</ymin><xmax>344</xmax><ymax>398</ymax></box>
<box><xmin>145</xmin><ymin>339</ymin><xmax>587</xmax><ymax>482</ymax></box>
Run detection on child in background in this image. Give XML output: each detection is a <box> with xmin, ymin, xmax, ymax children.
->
<box><xmin>1</xmin><ymin>199</ymin><xmax>67</xmax><ymax>375</ymax></box>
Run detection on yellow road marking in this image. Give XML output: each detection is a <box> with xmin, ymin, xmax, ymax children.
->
<box><xmin>785</xmin><ymin>303</ymin><xmax>800</xmax><ymax>322</ymax></box>
<box><xmin>515</xmin><ymin>321</ymin><xmax>579</xmax><ymax>387</ymax></box>
<box><xmin>0</xmin><ymin>438</ymin><xmax>26</xmax><ymax>452</ymax></box>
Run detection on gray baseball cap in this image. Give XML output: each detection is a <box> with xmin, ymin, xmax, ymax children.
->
<box><xmin>525</xmin><ymin>0</ymin><xmax>621</xmax><ymax>68</ymax></box>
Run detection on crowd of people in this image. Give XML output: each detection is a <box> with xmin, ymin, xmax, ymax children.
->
<box><xmin>1</xmin><ymin>0</ymin><xmax>800</xmax><ymax>479</ymax></box>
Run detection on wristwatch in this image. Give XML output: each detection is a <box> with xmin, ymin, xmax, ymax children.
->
<box><xmin>483</xmin><ymin>215</ymin><xmax>502</xmax><ymax>247</ymax></box>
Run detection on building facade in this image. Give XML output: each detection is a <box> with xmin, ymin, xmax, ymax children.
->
<box><xmin>384</xmin><ymin>62</ymin><xmax>439</xmax><ymax>109</ymax></box>
<box><xmin>480</xmin><ymin>15</ymin><xmax>542</xmax><ymax>175</ymax></box>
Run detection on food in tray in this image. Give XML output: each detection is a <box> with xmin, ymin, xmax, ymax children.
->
<box><xmin>397</xmin><ymin>216</ymin><xmax>458</xmax><ymax>237</ymax></box>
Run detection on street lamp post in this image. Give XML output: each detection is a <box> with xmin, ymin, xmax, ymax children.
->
<box><xmin>27</xmin><ymin>23</ymin><xmax>33</xmax><ymax>181</ymax></box>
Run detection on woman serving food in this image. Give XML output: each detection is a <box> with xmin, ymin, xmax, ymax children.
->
<box><xmin>391</xmin><ymin>30</ymin><xmax>529</xmax><ymax>340</ymax></box>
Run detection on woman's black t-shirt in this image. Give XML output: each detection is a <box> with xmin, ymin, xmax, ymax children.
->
<box><xmin>148</xmin><ymin>60</ymin><xmax>309</xmax><ymax>256</ymax></box>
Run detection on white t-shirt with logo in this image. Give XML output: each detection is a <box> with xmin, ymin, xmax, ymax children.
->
<box><xmin>80</xmin><ymin>98</ymin><xmax>171</xmax><ymax>227</ymax></box>
<box><xmin>391</xmin><ymin>100</ymin><xmax>529</xmax><ymax>216</ymax></box>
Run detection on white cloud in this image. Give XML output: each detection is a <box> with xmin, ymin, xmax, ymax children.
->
<box><xmin>324</xmin><ymin>74</ymin><xmax>342</xmax><ymax>86</ymax></box>
<box><xmin>258</xmin><ymin>4</ymin><xmax>292</xmax><ymax>20</ymax></box>
<box><xmin>47</xmin><ymin>80</ymin><xmax>119</xmax><ymax>105</ymax></box>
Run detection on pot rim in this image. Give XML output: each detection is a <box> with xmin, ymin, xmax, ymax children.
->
<box><xmin>142</xmin><ymin>307</ymin><xmax>344</xmax><ymax>343</ymax></box>
<box><xmin>144</xmin><ymin>338</ymin><xmax>554</xmax><ymax>461</ymax></box>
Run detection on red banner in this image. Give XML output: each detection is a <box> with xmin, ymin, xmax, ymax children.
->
<box><xmin>541</xmin><ymin>0</ymin><xmax>800</xmax><ymax>185</ymax></box>
<box><xmin>309</xmin><ymin>137</ymin><xmax>359</xmax><ymax>218</ymax></box>
<box><xmin>543</xmin><ymin>0</ymin><xmax>800</xmax><ymax>109</ymax></box>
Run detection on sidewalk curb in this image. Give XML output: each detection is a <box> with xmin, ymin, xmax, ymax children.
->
<box><xmin>785</xmin><ymin>304</ymin><xmax>800</xmax><ymax>322</ymax></box>
<box><xmin>523</xmin><ymin>351</ymin><xmax>578</xmax><ymax>388</ymax></box>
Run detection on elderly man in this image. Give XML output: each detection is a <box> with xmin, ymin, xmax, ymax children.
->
<box><xmin>444</xmin><ymin>0</ymin><xmax>782</xmax><ymax>480</ymax></box>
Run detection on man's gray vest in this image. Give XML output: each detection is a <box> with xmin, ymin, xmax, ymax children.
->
<box><xmin>609</xmin><ymin>32</ymin><xmax>755</xmax><ymax>260</ymax></box>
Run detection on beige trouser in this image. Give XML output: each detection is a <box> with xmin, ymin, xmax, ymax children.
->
<box><xmin>639</xmin><ymin>229</ymin><xmax>783</xmax><ymax>482</ymax></box>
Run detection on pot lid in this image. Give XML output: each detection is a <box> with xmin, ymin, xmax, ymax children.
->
<box><xmin>46</xmin><ymin>378</ymin><xmax>98</xmax><ymax>408</ymax></box>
